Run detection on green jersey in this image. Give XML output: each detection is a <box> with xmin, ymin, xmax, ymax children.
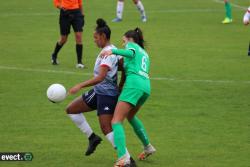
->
<box><xmin>112</xmin><ymin>42</ymin><xmax>151</xmax><ymax>94</ymax></box>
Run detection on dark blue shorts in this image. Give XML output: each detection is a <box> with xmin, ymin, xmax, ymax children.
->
<box><xmin>59</xmin><ymin>9</ymin><xmax>84</xmax><ymax>35</ymax></box>
<box><xmin>82</xmin><ymin>89</ymin><xmax>118</xmax><ymax>116</ymax></box>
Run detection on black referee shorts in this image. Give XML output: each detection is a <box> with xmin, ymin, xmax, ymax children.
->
<box><xmin>59</xmin><ymin>9</ymin><xmax>84</xmax><ymax>35</ymax></box>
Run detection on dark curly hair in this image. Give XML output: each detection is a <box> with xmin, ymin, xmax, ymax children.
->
<box><xmin>95</xmin><ymin>18</ymin><xmax>111</xmax><ymax>40</ymax></box>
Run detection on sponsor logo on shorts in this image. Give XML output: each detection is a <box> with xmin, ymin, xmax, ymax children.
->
<box><xmin>104</xmin><ymin>107</ymin><xmax>110</xmax><ymax>111</ymax></box>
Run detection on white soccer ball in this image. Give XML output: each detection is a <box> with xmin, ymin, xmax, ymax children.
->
<box><xmin>47</xmin><ymin>84</ymin><xmax>67</xmax><ymax>103</ymax></box>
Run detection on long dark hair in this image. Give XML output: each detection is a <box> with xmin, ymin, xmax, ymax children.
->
<box><xmin>95</xmin><ymin>18</ymin><xmax>111</xmax><ymax>40</ymax></box>
<box><xmin>124</xmin><ymin>27</ymin><xmax>145</xmax><ymax>49</ymax></box>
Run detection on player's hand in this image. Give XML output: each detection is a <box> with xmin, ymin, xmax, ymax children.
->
<box><xmin>81</xmin><ymin>15</ymin><xmax>85</xmax><ymax>25</ymax></box>
<box><xmin>100</xmin><ymin>50</ymin><xmax>112</xmax><ymax>58</ymax></box>
<box><xmin>56</xmin><ymin>5</ymin><xmax>62</xmax><ymax>9</ymax></box>
<box><xmin>68</xmin><ymin>85</ymin><xmax>81</xmax><ymax>95</ymax></box>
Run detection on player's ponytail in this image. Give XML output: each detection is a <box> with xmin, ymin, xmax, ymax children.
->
<box><xmin>134</xmin><ymin>27</ymin><xmax>144</xmax><ymax>49</ymax></box>
<box><xmin>95</xmin><ymin>18</ymin><xmax>111</xmax><ymax>39</ymax></box>
<box><xmin>124</xmin><ymin>27</ymin><xmax>145</xmax><ymax>49</ymax></box>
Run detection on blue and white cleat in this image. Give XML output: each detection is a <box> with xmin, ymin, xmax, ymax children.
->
<box><xmin>112</xmin><ymin>17</ymin><xmax>122</xmax><ymax>22</ymax></box>
<box><xmin>141</xmin><ymin>16</ymin><xmax>147</xmax><ymax>22</ymax></box>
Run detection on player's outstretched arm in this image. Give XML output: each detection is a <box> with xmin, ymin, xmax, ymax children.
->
<box><xmin>68</xmin><ymin>66</ymin><xmax>109</xmax><ymax>94</ymax></box>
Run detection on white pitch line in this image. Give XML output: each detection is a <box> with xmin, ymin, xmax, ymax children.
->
<box><xmin>0</xmin><ymin>9</ymin><xmax>226</xmax><ymax>17</ymax></box>
<box><xmin>0</xmin><ymin>65</ymin><xmax>250</xmax><ymax>84</ymax></box>
<box><xmin>212</xmin><ymin>0</ymin><xmax>247</xmax><ymax>10</ymax></box>
<box><xmin>0</xmin><ymin>2</ymin><xmax>247</xmax><ymax>17</ymax></box>
<box><xmin>0</xmin><ymin>65</ymin><xmax>92</xmax><ymax>76</ymax></box>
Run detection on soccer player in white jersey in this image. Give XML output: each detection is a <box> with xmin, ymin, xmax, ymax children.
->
<box><xmin>112</xmin><ymin>0</ymin><xmax>147</xmax><ymax>22</ymax></box>
<box><xmin>66</xmin><ymin>18</ymin><xmax>126</xmax><ymax>156</ymax></box>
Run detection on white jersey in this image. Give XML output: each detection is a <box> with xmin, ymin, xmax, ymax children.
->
<box><xmin>93</xmin><ymin>44</ymin><xmax>120</xmax><ymax>96</ymax></box>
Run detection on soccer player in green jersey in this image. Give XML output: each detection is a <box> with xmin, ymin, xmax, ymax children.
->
<box><xmin>102</xmin><ymin>27</ymin><xmax>156</xmax><ymax>167</ymax></box>
<box><xmin>222</xmin><ymin>0</ymin><xmax>233</xmax><ymax>24</ymax></box>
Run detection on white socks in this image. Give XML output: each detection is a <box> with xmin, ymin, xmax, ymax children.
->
<box><xmin>105</xmin><ymin>132</ymin><xmax>131</xmax><ymax>158</ymax></box>
<box><xmin>116</xmin><ymin>0</ymin><xmax>146</xmax><ymax>20</ymax></box>
<box><xmin>116</xmin><ymin>1</ymin><xmax>124</xmax><ymax>19</ymax></box>
<box><xmin>68</xmin><ymin>115</ymin><xmax>132</xmax><ymax>158</ymax></box>
<box><xmin>136</xmin><ymin>0</ymin><xmax>146</xmax><ymax>17</ymax></box>
<box><xmin>68</xmin><ymin>114</ymin><xmax>93</xmax><ymax>138</ymax></box>
<box><xmin>105</xmin><ymin>132</ymin><xmax>115</xmax><ymax>148</ymax></box>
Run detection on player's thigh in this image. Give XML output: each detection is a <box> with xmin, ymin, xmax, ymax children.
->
<box><xmin>96</xmin><ymin>94</ymin><xmax>117</xmax><ymax>134</ymax></box>
<box><xmin>66</xmin><ymin>89</ymin><xmax>97</xmax><ymax>114</ymax></box>
<box><xmin>118</xmin><ymin>88</ymin><xmax>144</xmax><ymax>106</ymax></box>
<box><xmin>59</xmin><ymin>11</ymin><xmax>71</xmax><ymax>35</ymax></box>
<box><xmin>127</xmin><ymin>105</ymin><xmax>141</xmax><ymax>121</ymax></box>
<box><xmin>120</xmin><ymin>90</ymin><xmax>149</xmax><ymax>120</ymax></box>
<box><xmin>72</xmin><ymin>11</ymin><xmax>84</xmax><ymax>33</ymax></box>
<box><xmin>97</xmin><ymin>94</ymin><xmax>118</xmax><ymax>116</ymax></box>
<box><xmin>66</xmin><ymin>96</ymin><xmax>93</xmax><ymax>114</ymax></box>
<box><xmin>112</xmin><ymin>101</ymin><xmax>133</xmax><ymax>123</ymax></box>
<box><xmin>132</xmin><ymin>0</ymin><xmax>138</xmax><ymax>4</ymax></box>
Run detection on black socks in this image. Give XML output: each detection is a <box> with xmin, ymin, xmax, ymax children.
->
<box><xmin>76</xmin><ymin>44</ymin><xmax>83</xmax><ymax>64</ymax></box>
<box><xmin>52</xmin><ymin>42</ymin><xmax>64</xmax><ymax>60</ymax></box>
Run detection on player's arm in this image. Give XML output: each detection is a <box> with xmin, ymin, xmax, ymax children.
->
<box><xmin>78</xmin><ymin>0</ymin><xmax>84</xmax><ymax>16</ymax></box>
<box><xmin>69</xmin><ymin>66</ymin><xmax>109</xmax><ymax>94</ymax></box>
<box><xmin>118</xmin><ymin>58</ymin><xmax>126</xmax><ymax>92</ymax></box>
<box><xmin>53</xmin><ymin>0</ymin><xmax>61</xmax><ymax>9</ymax></box>
<box><xmin>112</xmin><ymin>49</ymin><xmax>135</xmax><ymax>58</ymax></box>
<box><xmin>101</xmin><ymin>49</ymin><xmax>135</xmax><ymax>58</ymax></box>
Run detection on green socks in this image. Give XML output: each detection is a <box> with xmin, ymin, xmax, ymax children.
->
<box><xmin>112</xmin><ymin>123</ymin><xmax>126</xmax><ymax>158</ymax></box>
<box><xmin>112</xmin><ymin>117</ymin><xmax>150</xmax><ymax>159</ymax></box>
<box><xmin>225</xmin><ymin>2</ymin><xmax>232</xmax><ymax>19</ymax></box>
<box><xmin>129</xmin><ymin>116</ymin><xmax>150</xmax><ymax>147</ymax></box>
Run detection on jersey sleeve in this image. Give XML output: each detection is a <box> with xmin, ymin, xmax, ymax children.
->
<box><xmin>78</xmin><ymin>0</ymin><xmax>82</xmax><ymax>6</ymax></box>
<box><xmin>112</xmin><ymin>49</ymin><xmax>135</xmax><ymax>58</ymax></box>
<box><xmin>125</xmin><ymin>42</ymin><xmax>137</xmax><ymax>54</ymax></box>
<box><xmin>53</xmin><ymin>0</ymin><xmax>61</xmax><ymax>8</ymax></box>
<box><xmin>100</xmin><ymin>55</ymin><xmax>116</xmax><ymax>70</ymax></box>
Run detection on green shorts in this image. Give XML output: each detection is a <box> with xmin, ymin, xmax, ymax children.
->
<box><xmin>118</xmin><ymin>88</ymin><xmax>149</xmax><ymax>106</ymax></box>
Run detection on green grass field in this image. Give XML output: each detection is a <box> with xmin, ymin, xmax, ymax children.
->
<box><xmin>1</xmin><ymin>0</ymin><xmax>250</xmax><ymax>166</ymax></box>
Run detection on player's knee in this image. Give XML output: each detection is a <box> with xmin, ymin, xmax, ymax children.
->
<box><xmin>65</xmin><ymin>105</ymin><xmax>73</xmax><ymax>114</ymax></box>
<box><xmin>100</xmin><ymin>123</ymin><xmax>112</xmax><ymax>135</ymax></box>
<box><xmin>111</xmin><ymin>118</ymin><xmax>121</xmax><ymax>125</ymax></box>
<box><xmin>75</xmin><ymin>35</ymin><xmax>82</xmax><ymax>44</ymax></box>
<box><xmin>59</xmin><ymin>36</ymin><xmax>68</xmax><ymax>44</ymax></box>
<box><xmin>133</xmin><ymin>0</ymin><xmax>138</xmax><ymax>4</ymax></box>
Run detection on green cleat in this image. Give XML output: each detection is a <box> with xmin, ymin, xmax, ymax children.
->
<box><xmin>222</xmin><ymin>17</ymin><xmax>233</xmax><ymax>24</ymax></box>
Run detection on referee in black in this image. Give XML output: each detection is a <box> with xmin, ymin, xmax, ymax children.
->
<box><xmin>51</xmin><ymin>0</ymin><xmax>85</xmax><ymax>68</ymax></box>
